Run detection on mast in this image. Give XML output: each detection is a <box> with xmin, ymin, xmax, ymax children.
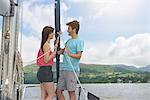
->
<box><xmin>55</xmin><ymin>0</ymin><xmax>61</xmax><ymax>83</ymax></box>
<box><xmin>0</xmin><ymin>0</ymin><xmax>24</xmax><ymax>99</ymax></box>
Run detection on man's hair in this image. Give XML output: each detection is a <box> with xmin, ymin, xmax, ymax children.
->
<box><xmin>66</xmin><ymin>20</ymin><xmax>80</xmax><ymax>34</ymax></box>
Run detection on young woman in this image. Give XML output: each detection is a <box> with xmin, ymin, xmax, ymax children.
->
<box><xmin>36</xmin><ymin>26</ymin><xmax>57</xmax><ymax>100</ymax></box>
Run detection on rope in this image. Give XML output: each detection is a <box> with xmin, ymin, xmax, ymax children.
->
<box><xmin>24</xmin><ymin>50</ymin><xmax>51</xmax><ymax>65</ymax></box>
<box><xmin>24</xmin><ymin>35</ymin><xmax>60</xmax><ymax>65</ymax></box>
<box><xmin>19</xmin><ymin>1</ymin><xmax>87</xmax><ymax>99</ymax></box>
<box><xmin>19</xmin><ymin>0</ymin><xmax>23</xmax><ymax>55</ymax></box>
<box><xmin>60</xmin><ymin>34</ymin><xmax>88</xmax><ymax>100</ymax></box>
<box><xmin>23</xmin><ymin>33</ymin><xmax>88</xmax><ymax>99</ymax></box>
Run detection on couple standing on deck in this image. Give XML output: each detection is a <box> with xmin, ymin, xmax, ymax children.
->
<box><xmin>36</xmin><ymin>20</ymin><xmax>84</xmax><ymax>100</ymax></box>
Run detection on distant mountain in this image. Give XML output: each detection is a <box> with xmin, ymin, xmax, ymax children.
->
<box><xmin>24</xmin><ymin>63</ymin><xmax>150</xmax><ymax>84</ymax></box>
<box><xmin>139</xmin><ymin>65</ymin><xmax>150</xmax><ymax>72</ymax></box>
<box><xmin>24</xmin><ymin>63</ymin><xmax>149</xmax><ymax>73</ymax></box>
<box><xmin>112</xmin><ymin>64</ymin><xmax>140</xmax><ymax>72</ymax></box>
<box><xmin>80</xmin><ymin>63</ymin><xmax>141</xmax><ymax>73</ymax></box>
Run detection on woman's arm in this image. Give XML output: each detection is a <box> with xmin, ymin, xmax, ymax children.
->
<box><xmin>43</xmin><ymin>44</ymin><xmax>56</xmax><ymax>64</ymax></box>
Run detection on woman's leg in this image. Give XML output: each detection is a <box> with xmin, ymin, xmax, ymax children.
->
<box><xmin>40</xmin><ymin>83</ymin><xmax>47</xmax><ymax>100</ymax></box>
<box><xmin>43</xmin><ymin>82</ymin><xmax>55</xmax><ymax>100</ymax></box>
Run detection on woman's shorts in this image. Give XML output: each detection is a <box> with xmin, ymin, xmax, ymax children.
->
<box><xmin>37</xmin><ymin>66</ymin><xmax>53</xmax><ymax>83</ymax></box>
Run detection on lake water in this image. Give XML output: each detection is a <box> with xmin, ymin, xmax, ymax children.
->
<box><xmin>24</xmin><ymin>83</ymin><xmax>150</xmax><ymax>100</ymax></box>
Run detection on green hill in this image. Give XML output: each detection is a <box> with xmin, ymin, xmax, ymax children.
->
<box><xmin>24</xmin><ymin>63</ymin><xmax>150</xmax><ymax>84</ymax></box>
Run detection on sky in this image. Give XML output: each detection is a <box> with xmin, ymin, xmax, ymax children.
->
<box><xmin>0</xmin><ymin>0</ymin><xmax>150</xmax><ymax>67</ymax></box>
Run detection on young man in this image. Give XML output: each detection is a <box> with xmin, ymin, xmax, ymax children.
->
<box><xmin>57</xmin><ymin>20</ymin><xmax>84</xmax><ymax>100</ymax></box>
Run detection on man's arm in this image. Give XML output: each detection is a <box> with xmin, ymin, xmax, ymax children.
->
<box><xmin>68</xmin><ymin>51</ymin><xmax>82</xmax><ymax>59</ymax></box>
<box><xmin>57</xmin><ymin>48</ymin><xmax>65</xmax><ymax>55</ymax></box>
<box><xmin>65</xmin><ymin>48</ymin><xmax>82</xmax><ymax>59</ymax></box>
<box><xmin>68</xmin><ymin>39</ymin><xmax>84</xmax><ymax>59</ymax></box>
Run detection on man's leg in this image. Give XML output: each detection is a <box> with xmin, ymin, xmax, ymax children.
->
<box><xmin>68</xmin><ymin>91</ymin><xmax>76</xmax><ymax>100</ymax></box>
<box><xmin>66</xmin><ymin>71</ymin><xmax>79</xmax><ymax>100</ymax></box>
<box><xmin>56</xmin><ymin>89</ymin><xmax>65</xmax><ymax>100</ymax></box>
<box><xmin>57</xmin><ymin>70</ymin><xmax>66</xmax><ymax>100</ymax></box>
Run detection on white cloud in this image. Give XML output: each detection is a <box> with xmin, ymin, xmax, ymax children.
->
<box><xmin>22</xmin><ymin>1</ymin><xmax>84</xmax><ymax>66</ymax></box>
<box><xmin>60</xmin><ymin>2</ymin><xmax>83</xmax><ymax>32</ymax></box>
<box><xmin>60</xmin><ymin>2</ymin><xmax>69</xmax><ymax>32</ymax></box>
<box><xmin>23</xmin><ymin>0</ymin><xmax>55</xmax><ymax>36</ymax></box>
<box><xmin>22</xmin><ymin>34</ymin><xmax>40</xmax><ymax>66</ymax></box>
<box><xmin>9</xmin><ymin>30</ymin><xmax>150</xmax><ymax>67</ymax></box>
<box><xmin>105</xmin><ymin>33</ymin><xmax>150</xmax><ymax>67</ymax></box>
<box><xmin>81</xmin><ymin>33</ymin><xmax>150</xmax><ymax>67</ymax></box>
<box><xmin>20</xmin><ymin>0</ymin><xmax>149</xmax><ymax>67</ymax></box>
<box><xmin>0</xmin><ymin>29</ymin><xmax>1</xmax><ymax>53</ymax></box>
<box><xmin>69</xmin><ymin>0</ymin><xmax>144</xmax><ymax>21</ymax></box>
<box><xmin>23</xmin><ymin>0</ymin><xmax>73</xmax><ymax>35</ymax></box>
<box><xmin>81</xmin><ymin>41</ymin><xmax>111</xmax><ymax>64</ymax></box>
<box><xmin>69</xmin><ymin>0</ymin><xmax>109</xmax><ymax>3</ymax></box>
<box><xmin>22</xmin><ymin>34</ymin><xmax>58</xmax><ymax>66</ymax></box>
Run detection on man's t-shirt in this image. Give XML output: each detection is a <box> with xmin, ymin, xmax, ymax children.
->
<box><xmin>61</xmin><ymin>38</ymin><xmax>84</xmax><ymax>72</ymax></box>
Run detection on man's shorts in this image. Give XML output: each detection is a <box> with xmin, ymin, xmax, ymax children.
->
<box><xmin>57</xmin><ymin>70</ymin><xmax>79</xmax><ymax>91</ymax></box>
